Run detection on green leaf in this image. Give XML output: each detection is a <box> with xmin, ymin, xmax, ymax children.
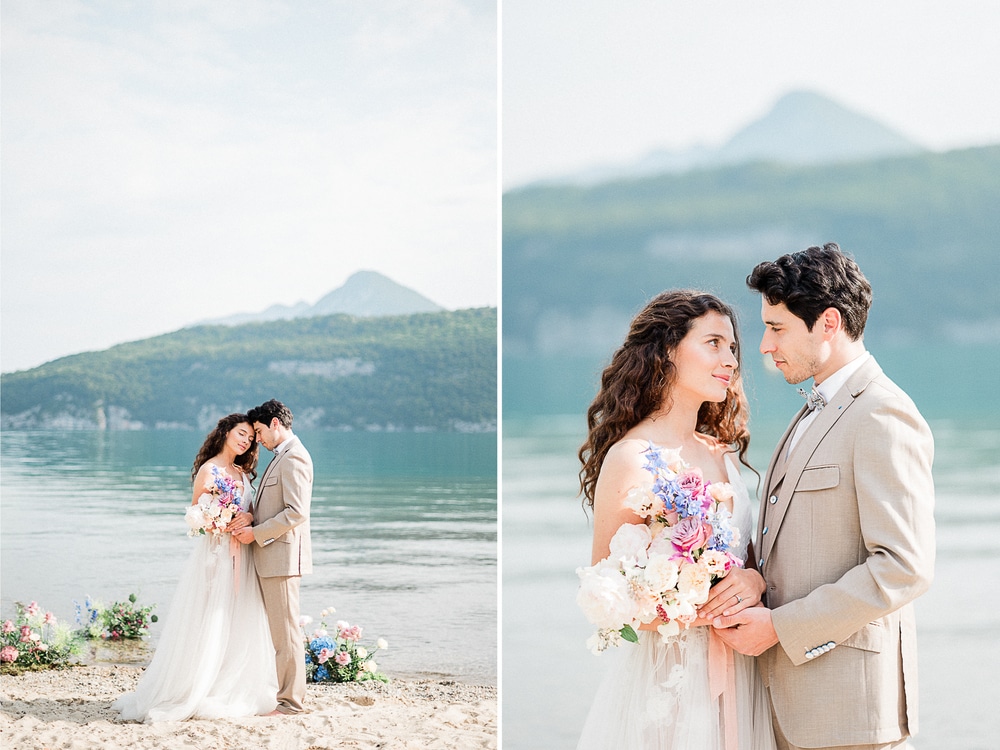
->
<box><xmin>619</xmin><ymin>624</ymin><xmax>639</xmax><ymax>643</ymax></box>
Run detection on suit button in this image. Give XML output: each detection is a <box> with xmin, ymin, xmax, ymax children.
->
<box><xmin>759</xmin><ymin>558</ymin><xmax>764</xmax><ymax>567</ymax></box>
<box><xmin>768</xmin><ymin>585</ymin><xmax>776</xmax><ymax>592</ymax></box>
<box><xmin>769</xmin><ymin>495</ymin><xmax>777</xmax><ymax>504</ymax></box>
<box><xmin>762</xmin><ymin>526</ymin><xmax>769</xmax><ymax>535</ymax></box>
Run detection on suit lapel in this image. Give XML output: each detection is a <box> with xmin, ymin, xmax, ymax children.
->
<box><xmin>756</xmin><ymin>407</ymin><xmax>806</xmax><ymax>554</ymax></box>
<box><xmin>258</xmin><ymin>436</ymin><xmax>300</xmax><ymax>490</ymax></box>
<box><xmin>760</xmin><ymin>358</ymin><xmax>884</xmax><ymax>562</ymax></box>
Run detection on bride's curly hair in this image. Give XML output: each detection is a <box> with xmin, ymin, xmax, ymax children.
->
<box><xmin>191</xmin><ymin>413</ymin><xmax>259</xmax><ymax>482</ymax></box>
<box><xmin>578</xmin><ymin>290</ymin><xmax>752</xmax><ymax>508</ymax></box>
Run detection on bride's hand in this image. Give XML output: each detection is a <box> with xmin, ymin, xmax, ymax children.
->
<box><xmin>697</xmin><ymin>567</ymin><xmax>766</xmax><ymax>621</ymax></box>
<box><xmin>225</xmin><ymin>510</ymin><xmax>253</xmax><ymax>533</ymax></box>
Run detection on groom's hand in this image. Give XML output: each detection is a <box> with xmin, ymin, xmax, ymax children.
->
<box><xmin>232</xmin><ymin>527</ymin><xmax>255</xmax><ymax>545</ymax></box>
<box><xmin>711</xmin><ymin>606</ymin><xmax>779</xmax><ymax>656</ymax></box>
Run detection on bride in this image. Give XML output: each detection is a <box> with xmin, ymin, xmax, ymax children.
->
<box><xmin>114</xmin><ymin>414</ymin><xmax>278</xmax><ymax>722</ymax></box>
<box><xmin>576</xmin><ymin>291</ymin><xmax>777</xmax><ymax>749</ymax></box>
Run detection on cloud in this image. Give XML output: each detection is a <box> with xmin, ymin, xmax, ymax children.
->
<box><xmin>1</xmin><ymin>0</ymin><xmax>497</xmax><ymax>372</ymax></box>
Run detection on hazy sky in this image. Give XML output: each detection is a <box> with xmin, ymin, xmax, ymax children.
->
<box><xmin>1</xmin><ymin>0</ymin><xmax>497</xmax><ymax>372</ymax></box>
<box><xmin>504</xmin><ymin>0</ymin><xmax>1000</xmax><ymax>188</ymax></box>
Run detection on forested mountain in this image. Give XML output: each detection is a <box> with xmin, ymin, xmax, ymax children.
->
<box><xmin>1</xmin><ymin>308</ymin><xmax>496</xmax><ymax>432</ymax></box>
<box><xmin>503</xmin><ymin>145</ymin><xmax>1000</xmax><ymax>358</ymax></box>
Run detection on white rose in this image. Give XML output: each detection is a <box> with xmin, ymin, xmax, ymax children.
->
<box><xmin>356</xmin><ymin>647</ymin><xmax>368</xmax><ymax>659</ymax></box>
<box><xmin>677</xmin><ymin>562</ymin><xmax>712</xmax><ymax>605</ymax></box>
<box><xmin>364</xmin><ymin>660</ymin><xmax>377</xmax><ymax>673</ymax></box>
<box><xmin>644</xmin><ymin>554</ymin><xmax>680</xmax><ymax>593</ymax></box>
<box><xmin>608</xmin><ymin>523</ymin><xmax>652</xmax><ymax>567</ymax></box>
<box><xmin>576</xmin><ymin>565</ymin><xmax>634</xmax><ymax>629</ymax></box>
<box><xmin>376</xmin><ymin>638</ymin><xmax>388</xmax><ymax>650</ymax></box>
<box><xmin>647</xmin><ymin>526</ymin><xmax>675</xmax><ymax>558</ymax></box>
<box><xmin>184</xmin><ymin>505</ymin><xmax>207</xmax><ymax>532</ymax></box>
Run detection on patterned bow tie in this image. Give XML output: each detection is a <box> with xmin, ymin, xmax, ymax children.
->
<box><xmin>798</xmin><ymin>386</ymin><xmax>826</xmax><ymax>412</ymax></box>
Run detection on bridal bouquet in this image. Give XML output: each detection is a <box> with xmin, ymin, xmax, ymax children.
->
<box><xmin>184</xmin><ymin>465</ymin><xmax>244</xmax><ymax>537</ymax></box>
<box><xmin>577</xmin><ymin>443</ymin><xmax>743</xmax><ymax>653</ymax></box>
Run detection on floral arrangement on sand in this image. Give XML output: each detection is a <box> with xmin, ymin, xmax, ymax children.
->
<box><xmin>301</xmin><ymin>607</ymin><xmax>389</xmax><ymax>683</ymax></box>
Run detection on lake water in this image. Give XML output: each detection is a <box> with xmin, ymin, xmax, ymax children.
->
<box><xmin>0</xmin><ymin>430</ymin><xmax>497</xmax><ymax>685</ymax></box>
<box><xmin>502</xmin><ymin>414</ymin><xmax>1000</xmax><ymax>749</ymax></box>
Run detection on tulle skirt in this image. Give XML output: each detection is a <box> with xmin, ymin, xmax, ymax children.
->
<box><xmin>577</xmin><ymin>627</ymin><xmax>777</xmax><ymax>750</ymax></box>
<box><xmin>113</xmin><ymin>535</ymin><xmax>278</xmax><ymax>722</ymax></box>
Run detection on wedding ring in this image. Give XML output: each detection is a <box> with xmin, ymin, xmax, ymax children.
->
<box><xmin>735</xmin><ymin>594</ymin><xmax>743</xmax><ymax>604</ymax></box>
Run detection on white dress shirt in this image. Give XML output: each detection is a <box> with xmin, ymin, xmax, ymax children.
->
<box><xmin>787</xmin><ymin>351</ymin><xmax>871</xmax><ymax>455</ymax></box>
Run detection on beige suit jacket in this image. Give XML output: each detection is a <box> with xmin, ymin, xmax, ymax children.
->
<box><xmin>251</xmin><ymin>435</ymin><xmax>313</xmax><ymax>577</ymax></box>
<box><xmin>756</xmin><ymin>356</ymin><xmax>935</xmax><ymax>748</ymax></box>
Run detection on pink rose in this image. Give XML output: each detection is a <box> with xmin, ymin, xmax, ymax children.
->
<box><xmin>676</xmin><ymin>469</ymin><xmax>704</xmax><ymax>497</ymax></box>
<box><xmin>25</xmin><ymin>602</ymin><xmax>39</xmax><ymax>617</ymax></box>
<box><xmin>0</xmin><ymin>645</ymin><xmax>18</xmax><ymax>663</ymax></box>
<box><xmin>44</xmin><ymin>612</ymin><xmax>57</xmax><ymax>626</ymax></box>
<box><xmin>340</xmin><ymin>625</ymin><xmax>362</xmax><ymax>641</ymax></box>
<box><xmin>2</xmin><ymin>620</ymin><xmax>14</xmax><ymax>634</ymax></box>
<box><xmin>317</xmin><ymin>647</ymin><xmax>330</xmax><ymax>664</ymax></box>
<box><xmin>19</xmin><ymin>626</ymin><xmax>32</xmax><ymax>642</ymax></box>
<box><xmin>671</xmin><ymin>517</ymin><xmax>712</xmax><ymax>555</ymax></box>
<box><xmin>335</xmin><ymin>651</ymin><xmax>351</xmax><ymax>666</ymax></box>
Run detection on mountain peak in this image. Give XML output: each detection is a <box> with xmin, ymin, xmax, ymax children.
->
<box><xmin>311</xmin><ymin>271</ymin><xmax>444</xmax><ymax>318</ymax></box>
<box><xmin>195</xmin><ymin>270</ymin><xmax>443</xmax><ymax>327</ymax></box>
<box><xmin>543</xmin><ymin>89</ymin><xmax>924</xmax><ymax>186</ymax></box>
<box><xmin>719</xmin><ymin>89</ymin><xmax>922</xmax><ymax>165</ymax></box>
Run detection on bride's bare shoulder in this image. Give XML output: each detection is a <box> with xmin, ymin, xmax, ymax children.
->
<box><xmin>596</xmin><ymin>438</ymin><xmax>656</xmax><ymax>487</ymax></box>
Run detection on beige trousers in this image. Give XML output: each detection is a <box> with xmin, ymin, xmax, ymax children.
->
<box><xmin>259</xmin><ymin>574</ymin><xmax>305</xmax><ymax>714</ymax></box>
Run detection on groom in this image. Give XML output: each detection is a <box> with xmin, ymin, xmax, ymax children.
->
<box><xmin>233</xmin><ymin>399</ymin><xmax>313</xmax><ymax>715</ymax></box>
<box><xmin>712</xmin><ymin>244</ymin><xmax>935</xmax><ymax>750</ymax></box>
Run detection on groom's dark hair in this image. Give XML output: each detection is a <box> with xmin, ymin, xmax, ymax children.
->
<box><xmin>248</xmin><ymin>399</ymin><xmax>294</xmax><ymax>429</ymax></box>
<box><xmin>746</xmin><ymin>242</ymin><xmax>872</xmax><ymax>341</ymax></box>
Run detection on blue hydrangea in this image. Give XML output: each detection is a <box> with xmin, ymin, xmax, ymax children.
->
<box><xmin>309</xmin><ymin>636</ymin><xmax>335</xmax><ymax>655</ymax></box>
<box><xmin>315</xmin><ymin>665</ymin><xmax>330</xmax><ymax>681</ymax></box>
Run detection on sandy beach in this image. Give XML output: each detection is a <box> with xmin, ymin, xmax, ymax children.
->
<box><xmin>0</xmin><ymin>666</ymin><xmax>497</xmax><ymax>750</ymax></box>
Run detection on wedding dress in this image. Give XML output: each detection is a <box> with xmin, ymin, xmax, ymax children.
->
<box><xmin>114</xmin><ymin>473</ymin><xmax>278</xmax><ymax>722</ymax></box>
<box><xmin>576</xmin><ymin>455</ymin><xmax>777</xmax><ymax>750</ymax></box>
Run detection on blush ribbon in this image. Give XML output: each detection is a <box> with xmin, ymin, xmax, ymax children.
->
<box><xmin>709</xmin><ymin>628</ymin><xmax>739</xmax><ymax>750</ymax></box>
